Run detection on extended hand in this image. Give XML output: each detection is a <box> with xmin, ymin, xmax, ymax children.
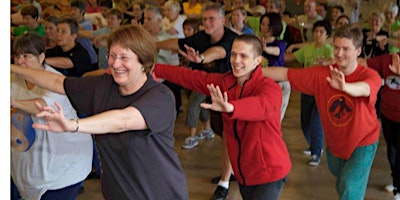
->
<box><xmin>326</xmin><ymin>65</ymin><xmax>346</xmax><ymax>91</ymax></box>
<box><xmin>389</xmin><ymin>53</ymin><xmax>400</xmax><ymax>75</ymax></box>
<box><xmin>178</xmin><ymin>44</ymin><xmax>202</xmax><ymax>63</ymax></box>
<box><xmin>200</xmin><ymin>84</ymin><xmax>234</xmax><ymax>113</ymax></box>
<box><xmin>33</xmin><ymin>101</ymin><xmax>73</xmax><ymax>133</ymax></box>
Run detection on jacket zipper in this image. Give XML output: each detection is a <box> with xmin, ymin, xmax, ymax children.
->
<box><xmin>234</xmin><ymin>79</ymin><xmax>248</xmax><ymax>186</ymax></box>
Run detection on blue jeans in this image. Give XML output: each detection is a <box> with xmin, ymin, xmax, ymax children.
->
<box><xmin>326</xmin><ymin>142</ymin><xmax>378</xmax><ymax>200</ymax></box>
<box><xmin>300</xmin><ymin>94</ymin><xmax>324</xmax><ymax>156</ymax></box>
<box><xmin>239</xmin><ymin>176</ymin><xmax>287</xmax><ymax>200</ymax></box>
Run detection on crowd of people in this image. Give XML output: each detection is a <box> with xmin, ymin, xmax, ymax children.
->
<box><xmin>9</xmin><ymin>0</ymin><xmax>400</xmax><ymax>200</ymax></box>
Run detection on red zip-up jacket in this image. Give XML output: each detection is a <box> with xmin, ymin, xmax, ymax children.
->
<box><xmin>154</xmin><ymin>64</ymin><xmax>292</xmax><ymax>186</ymax></box>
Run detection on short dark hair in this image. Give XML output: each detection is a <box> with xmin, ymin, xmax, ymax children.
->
<box><xmin>317</xmin><ymin>3</ymin><xmax>327</xmax><ymax>11</ymax></box>
<box><xmin>334</xmin><ymin>25</ymin><xmax>363</xmax><ymax>49</ymax></box>
<box><xmin>313</xmin><ymin>20</ymin><xmax>332</xmax><ymax>37</ymax></box>
<box><xmin>13</xmin><ymin>32</ymin><xmax>45</xmax><ymax>57</ymax></box>
<box><xmin>70</xmin><ymin>0</ymin><xmax>87</xmax><ymax>13</ymax></box>
<box><xmin>21</xmin><ymin>5</ymin><xmax>39</xmax><ymax>19</ymax></box>
<box><xmin>234</xmin><ymin>34</ymin><xmax>263</xmax><ymax>57</ymax></box>
<box><xmin>332</xmin><ymin>5</ymin><xmax>344</xmax><ymax>14</ymax></box>
<box><xmin>183</xmin><ymin>18</ymin><xmax>201</xmax><ymax>32</ymax></box>
<box><xmin>107</xmin><ymin>8</ymin><xmax>124</xmax><ymax>21</ymax></box>
<box><xmin>45</xmin><ymin>15</ymin><xmax>59</xmax><ymax>26</ymax></box>
<box><xmin>259</xmin><ymin>12</ymin><xmax>282</xmax><ymax>37</ymax></box>
<box><xmin>59</xmin><ymin>17</ymin><xmax>80</xmax><ymax>35</ymax></box>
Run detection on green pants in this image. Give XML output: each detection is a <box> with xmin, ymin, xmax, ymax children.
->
<box><xmin>326</xmin><ymin>141</ymin><xmax>378</xmax><ymax>200</ymax></box>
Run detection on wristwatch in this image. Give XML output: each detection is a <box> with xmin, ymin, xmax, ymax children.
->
<box><xmin>199</xmin><ymin>54</ymin><xmax>205</xmax><ymax>64</ymax></box>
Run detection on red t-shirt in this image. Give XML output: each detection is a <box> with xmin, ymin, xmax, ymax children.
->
<box><xmin>288</xmin><ymin>64</ymin><xmax>382</xmax><ymax>159</ymax></box>
<box><xmin>367</xmin><ymin>53</ymin><xmax>400</xmax><ymax>122</ymax></box>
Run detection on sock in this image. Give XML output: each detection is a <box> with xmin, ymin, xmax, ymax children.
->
<box><xmin>218</xmin><ymin>180</ymin><xmax>229</xmax><ymax>189</ymax></box>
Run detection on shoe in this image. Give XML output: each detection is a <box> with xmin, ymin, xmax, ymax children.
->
<box><xmin>385</xmin><ymin>183</ymin><xmax>396</xmax><ymax>192</ymax></box>
<box><xmin>182</xmin><ymin>136</ymin><xmax>199</xmax><ymax>149</ymax></box>
<box><xmin>211</xmin><ymin>174</ymin><xmax>236</xmax><ymax>184</ymax></box>
<box><xmin>302</xmin><ymin>148</ymin><xmax>311</xmax><ymax>156</ymax></box>
<box><xmin>308</xmin><ymin>155</ymin><xmax>321</xmax><ymax>166</ymax></box>
<box><xmin>196</xmin><ymin>129</ymin><xmax>215</xmax><ymax>140</ymax></box>
<box><xmin>210</xmin><ymin>186</ymin><xmax>228</xmax><ymax>200</ymax></box>
<box><xmin>394</xmin><ymin>194</ymin><xmax>400</xmax><ymax>200</ymax></box>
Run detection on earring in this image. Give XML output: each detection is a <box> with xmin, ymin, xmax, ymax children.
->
<box><xmin>141</xmin><ymin>67</ymin><xmax>145</xmax><ymax>71</ymax></box>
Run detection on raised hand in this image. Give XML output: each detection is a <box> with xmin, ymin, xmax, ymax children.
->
<box><xmin>200</xmin><ymin>84</ymin><xmax>234</xmax><ymax>113</ymax></box>
<box><xmin>389</xmin><ymin>53</ymin><xmax>400</xmax><ymax>75</ymax></box>
<box><xmin>32</xmin><ymin>101</ymin><xmax>73</xmax><ymax>133</ymax></box>
<box><xmin>326</xmin><ymin>65</ymin><xmax>346</xmax><ymax>91</ymax></box>
<box><xmin>178</xmin><ymin>44</ymin><xmax>201</xmax><ymax>63</ymax></box>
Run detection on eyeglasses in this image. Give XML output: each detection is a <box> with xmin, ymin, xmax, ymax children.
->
<box><xmin>13</xmin><ymin>54</ymin><xmax>35</xmax><ymax>60</ymax></box>
<box><xmin>105</xmin><ymin>54</ymin><xmax>133</xmax><ymax>63</ymax></box>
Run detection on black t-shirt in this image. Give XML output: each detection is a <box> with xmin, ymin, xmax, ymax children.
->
<box><xmin>64</xmin><ymin>75</ymin><xmax>188</xmax><ymax>199</ymax></box>
<box><xmin>45</xmin><ymin>43</ymin><xmax>95</xmax><ymax>77</ymax></box>
<box><xmin>361</xmin><ymin>29</ymin><xmax>389</xmax><ymax>59</ymax></box>
<box><xmin>178</xmin><ymin>27</ymin><xmax>238</xmax><ymax>73</ymax></box>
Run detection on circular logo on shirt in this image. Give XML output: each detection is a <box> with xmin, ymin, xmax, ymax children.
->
<box><xmin>385</xmin><ymin>75</ymin><xmax>400</xmax><ymax>90</ymax></box>
<box><xmin>327</xmin><ymin>95</ymin><xmax>354</xmax><ymax>127</ymax></box>
<box><xmin>11</xmin><ymin>109</ymin><xmax>36</xmax><ymax>152</ymax></box>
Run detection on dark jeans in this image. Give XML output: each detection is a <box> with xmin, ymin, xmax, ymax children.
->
<box><xmin>300</xmin><ymin>94</ymin><xmax>324</xmax><ymax>156</ymax></box>
<box><xmin>239</xmin><ymin>176</ymin><xmax>287</xmax><ymax>200</ymax></box>
<box><xmin>11</xmin><ymin>178</ymin><xmax>82</xmax><ymax>200</ymax></box>
<box><xmin>381</xmin><ymin>114</ymin><xmax>400</xmax><ymax>191</ymax></box>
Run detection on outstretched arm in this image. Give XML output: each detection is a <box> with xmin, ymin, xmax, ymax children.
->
<box><xmin>262</xmin><ymin>67</ymin><xmax>289</xmax><ymax>82</ymax></box>
<box><xmin>11</xmin><ymin>98</ymin><xmax>46</xmax><ymax>115</ymax></box>
<box><xmin>11</xmin><ymin>64</ymin><xmax>66</xmax><ymax>95</ymax></box>
<box><xmin>156</xmin><ymin>38</ymin><xmax>180</xmax><ymax>51</ymax></box>
<box><xmin>33</xmin><ymin>101</ymin><xmax>147</xmax><ymax>134</ymax></box>
<box><xmin>179</xmin><ymin>45</ymin><xmax>227</xmax><ymax>64</ymax></box>
<box><xmin>326</xmin><ymin>65</ymin><xmax>371</xmax><ymax>97</ymax></box>
<box><xmin>200</xmin><ymin>84</ymin><xmax>234</xmax><ymax>113</ymax></box>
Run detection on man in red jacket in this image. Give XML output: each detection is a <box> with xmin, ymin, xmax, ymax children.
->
<box><xmin>154</xmin><ymin>34</ymin><xmax>292</xmax><ymax>199</ymax></box>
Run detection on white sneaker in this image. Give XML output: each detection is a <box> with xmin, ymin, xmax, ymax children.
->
<box><xmin>385</xmin><ymin>183</ymin><xmax>395</xmax><ymax>192</ymax></box>
<box><xmin>196</xmin><ymin>129</ymin><xmax>214</xmax><ymax>140</ymax></box>
<box><xmin>394</xmin><ymin>194</ymin><xmax>400</xmax><ymax>200</ymax></box>
<box><xmin>302</xmin><ymin>149</ymin><xmax>311</xmax><ymax>156</ymax></box>
<box><xmin>181</xmin><ymin>136</ymin><xmax>199</xmax><ymax>150</ymax></box>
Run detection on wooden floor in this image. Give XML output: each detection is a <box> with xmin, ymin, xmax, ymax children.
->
<box><xmin>77</xmin><ymin>90</ymin><xmax>394</xmax><ymax>200</ymax></box>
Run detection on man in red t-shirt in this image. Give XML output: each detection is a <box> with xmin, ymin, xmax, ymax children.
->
<box><xmin>263</xmin><ymin>25</ymin><xmax>383</xmax><ymax>199</ymax></box>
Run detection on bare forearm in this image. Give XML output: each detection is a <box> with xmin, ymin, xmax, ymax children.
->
<box><xmin>78</xmin><ymin>30</ymin><xmax>94</xmax><ymax>39</ymax></box>
<box><xmin>156</xmin><ymin>38</ymin><xmax>180</xmax><ymax>51</ymax></box>
<box><xmin>11</xmin><ymin>64</ymin><xmax>66</xmax><ymax>95</ymax></box>
<box><xmin>45</xmin><ymin>57</ymin><xmax>74</xmax><ymax>69</ymax></box>
<box><xmin>342</xmin><ymin>82</ymin><xmax>370</xmax><ymax>97</ymax></box>
<box><xmin>263</xmin><ymin>46</ymin><xmax>280</xmax><ymax>56</ymax></box>
<box><xmin>203</xmin><ymin>46</ymin><xmax>226</xmax><ymax>63</ymax></box>
<box><xmin>73</xmin><ymin>107</ymin><xmax>148</xmax><ymax>134</ymax></box>
<box><xmin>262</xmin><ymin>67</ymin><xmax>288</xmax><ymax>81</ymax></box>
<box><xmin>12</xmin><ymin>98</ymin><xmax>46</xmax><ymax>114</ymax></box>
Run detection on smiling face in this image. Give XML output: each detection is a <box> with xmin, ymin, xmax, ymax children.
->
<box><xmin>202</xmin><ymin>9</ymin><xmax>225</xmax><ymax>36</ymax></box>
<box><xmin>260</xmin><ymin>16</ymin><xmax>271</xmax><ymax>37</ymax></box>
<box><xmin>44</xmin><ymin>21</ymin><xmax>57</xmax><ymax>40</ymax></box>
<box><xmin>230</xmin><ymin>40</ymin><xmax>262</xmax><ymax>84</ymax></box>
<box><xmin>333</xmin><ymin>37</ymin><xmax>361</xmax><ymax>74</ymax></box>
<box><xmin>108</xmin><ymin>43</ymin><xmax>146</xmax><ymax>90</ymax></box>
